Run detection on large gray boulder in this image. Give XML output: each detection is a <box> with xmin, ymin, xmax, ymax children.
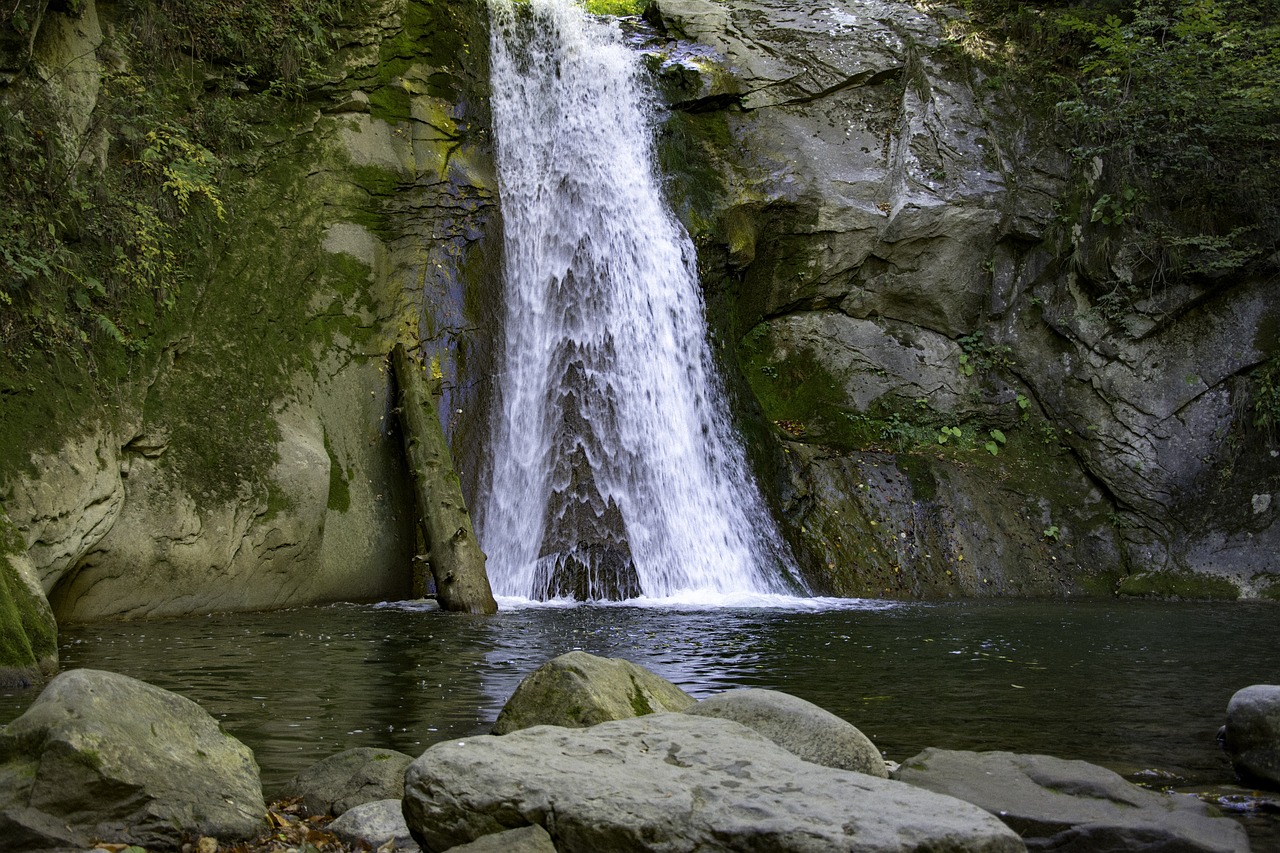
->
<box><xmin>327</xmin><ymin>798</ymin><xmax>420</xmax><ymax>852</ymax></box>
<box><xmin>684</xmin><ymin>687</ymin><xmax>887</xmax><ymax>777</ymax></box>
<box><xmin>892</xmin><ymin>748</ymin><xmax>1249</xmax><ymax>853</ymax></box>
<box><xmin>405</xmin><ymin>712</ymin><xmax>1025</xmax><ymax>852</ymax></box>
<box><xmin>0</xmin><ymin>668</ymin><xmax>265</xmax><ymax>850</ymax></box>
<box><xmin>491</xmin><ymin>651</ymin><xmax>695</xmax><ymax>734</ymax></box>
<box><xmin>1224</xmin><ymin>684</ymin><xmax>1280</xmax><ymax>789</ymax></box>
<box><xmin>286</xmin><ymin>746</ymin><xmax>414</xmax><ymax>817</ymax></box>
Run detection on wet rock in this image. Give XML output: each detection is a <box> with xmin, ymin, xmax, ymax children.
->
<box><xmin>406</xmin><ymin>713</ymin><xmax>1024</xmax><ymax>853</ymax></box>
<box><xmin>491</xmin><ymin>651</ymin><xmax>694</xmax><ymax>734</ymax></box>
<box><xmin>286</xmin><ymin>746</ymin><xmax>414</xmax><ymax>817</ymax></box>
<box><xmin>892</xmin><ymin>747</ymin><xmax>1248</xmax><ymax>852</ymax></box>
<box><xmin>684</xmin><ymin>687</ymin><xmax>887</xmax><ymax>777</ymax></box>
<box><xmin>327</xmin><ymin>799</ymin><xmax>419</xmax><ymax>852</ymax></box>
<box><xmin>1224</xmin><ymin>684</ymin><xmax>1280</xmax><ymax>789</ymax></box>
<box><xmin>0</xmin><ymin>668</ymin><xmax>265</xmax><ymax>850</ymax></box>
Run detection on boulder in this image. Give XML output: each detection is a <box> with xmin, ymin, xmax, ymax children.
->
<box><xmin>327</xmin><ymin>799</ymin><xmax>419</xmax><ymax>852</ymax></box>
<box><xmin>1223</xmin><ymin>684</ymin><xmax>1280</xmax><ymax>789</ymax></box>
<box><xmin>684</xmin><ymin>687</ymin><xmax>887</xmax><ymax>777</ymax></box>
<box><xmin>892</xmin><ymin>748</ymin><xmax>1249</xmax><ymax>853</ymax></box>
<box><xmin>286</xmin><ymin>746</ymin><xmax>414</xmax><ymax>817</ymax></box>
<box><xmin>0</xmin><ymin>668</ymin><xmax>265</xmax><ymax>850</ymax></box>
<box><xmin>405</xmin><ymin>713</ymin><xmax>1025</xmax><ymax>852</ymax></box>
<box><xmin>491</xmin><ymin>651</ymin><xmax>694</xmax><ymax>734</ymax></box>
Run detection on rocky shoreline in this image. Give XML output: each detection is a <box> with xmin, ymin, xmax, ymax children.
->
<box><xmin>1</xmin><ymin>653</ymin><xmax>1275</xmax><ymax>852</ymax></box>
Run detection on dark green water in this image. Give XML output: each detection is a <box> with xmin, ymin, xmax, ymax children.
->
<box><xmin>2</xmin><ymin>598</ymin><xmax>1277</xmax><ymax>841</ymax></box>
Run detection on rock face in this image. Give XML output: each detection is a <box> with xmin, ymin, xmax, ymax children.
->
<box><xmin>649</xmin><ymin>0</ymin><xmax>1279</xmax><ymax>598</ymax></box>
<box><xmin>0</xmin><ymin>0</ymin><xmax>498</xmax><ymax>629</ymax></box>
<box><xmin>491</xmin><ymin>651</ymin><xmax>695</xmax><ymax>735</ymax></box>
<box><xmin>684</xmin><ymin>687</ymin><xmax>887</xmax><ymax>777</ymax></box>
<box><xmin>286</xmin><ymin>746</ymin><xmax>414</xmax><ymax>817</ymax></box>
<box><xmin>1223</xmin><ymin>684</ymin><xmax>1280</xmax><ymax>789</ymax></box>
<box><xmin>404</xmin><ymin>713</ymin><xmax>1026</xmax><ymax>853</ymax></box>
<box><xmin>2</xmin><ymin>0</ymin><xmax>1276</xmax><ymax>626</ymax></box>
<box><xmin>892</xmin><ymin>748</ymin><xmax>1249</xmax><ymax>853</ymax></box>
<box><xmin>0</xmin><ymin>669</ymin><xmax>265</xmax><ymax>850</ymax></box>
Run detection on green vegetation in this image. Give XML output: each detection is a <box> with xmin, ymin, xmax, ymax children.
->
<box><xmin>582</xmin><ymin>0</ymin><xmax>650</xmax><ymax>16</ymax></box>
<box><xmin>1116</xmin><ymin>570</ymin><xmax>1240</xmax><ymax>600</ymax></box>
<box><xmin>0</xmin><ymin>1</ymin><xmax>345</xmax><ymax>374</ymax></box>
<box><xmin>1252</xmin><ymin>356</ymin><xmax>1280</xmax><ymax>441</ymax></box>
<box><xmin>951</xmin><ymin>0</ymin><xmax>1279</xmax><ymax>287</ymax></box>
<box><xmin>0</xmin><ymin>513</ymin><xmax>57</xmax><ymax>680</ymax></box>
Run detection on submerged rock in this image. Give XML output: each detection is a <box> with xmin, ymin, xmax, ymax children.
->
<box><xmin>892</xmin><ymin>747</ymin><xmax>1249</xmax><ymax>853</ymax></box>
<box><xmin>684</xmin><ymin>687</ymin><xmax>887</xmax><ymax>777</ymax></box>
<box><xmin>0</xmin><ymin>668</ymin><xmax>265</xmax><ymax>850</ymax></box>
<box><xmin>1223</xmin><ymin>684</ymin><xmax>1280</xmax><ymax>789</ymax></box>
<box><xmin>405</xmin><ymin>712</ymin><xmax>1025</xmax><ymax>852</ymax></box>
<box><xmin>285</xmin><ymin>746</ymin><xmax>414</xmax><ymax>817</ymax></box>
<box><xmin>491</xmin><ymin>651</ymin><xmax>694</xmax><ymax>734</ymax></box>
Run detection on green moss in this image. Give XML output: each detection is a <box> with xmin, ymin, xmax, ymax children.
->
<box><xmin>0</xmin><ymin>510</ymin><xmax>57</xmax><ymax>681</ymax></box>
<box><xmin>325</xmin><ymin>434</ymin><xmax>351</xmax><ymax>513</ymax></box>
<box><xmin>656</xmin><ymin>111</ymin><xmax>732</xmax><ymax>235</ymax></box>
<box><xmin>1116</xmin><ymin>571</ymin><xmax>1240</xmax><ymax>601</ymax></box>
<box><xmin>628</xmin><ymin>675</ymin><xmax>654</xmax><ymax>716</ymax></box>
<box><xmin>1249</xmin><ymin>573</ymin><xmax>1280</xmax><ymax>601</ymax></box>
<box><xmin>262</xmin><ymin>482</ymin><xmax>295</xmax><ymax>522</ymax></box>
<box><xmin>737</xmin><ymin>323</ymin><xmax>877</xmax><ymax>449</ymax></box>
<box><xmin>583</xmin><ymin>0</ymin><xmax>650</xmax><ymax>16</ymax></box>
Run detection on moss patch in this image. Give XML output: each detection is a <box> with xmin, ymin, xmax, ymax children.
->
<box><xmin>0</xmin><ymin>510</ymin><xmax>57</xmax><ymax>683</ymax></box>
<box><xmin>325</xmin><ymin>433</ymin><xmax>352</xmax><ymax>513</ymax></box>
<box><xmin>1117</xmin><ymin>571</ymin><xmax>1240</xmax><ymax>601</ymax></box>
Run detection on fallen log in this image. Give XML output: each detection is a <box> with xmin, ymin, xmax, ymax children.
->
<box><xmin>391</xmin><ymin>343</ymin><xmax>497</xmax><ymax>615</ymax></box>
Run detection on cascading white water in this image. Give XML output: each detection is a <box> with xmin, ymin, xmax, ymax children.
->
<box><xmin>479</xmin><ymin>0</ymin><xmax>801</xmax><ymax>601</ymax></box>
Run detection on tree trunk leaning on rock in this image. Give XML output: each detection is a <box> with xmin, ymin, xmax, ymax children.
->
<box><xmin>391</xmin><ymin>343</ymin><xmax>497</xmax><ymax>615</ymax></box>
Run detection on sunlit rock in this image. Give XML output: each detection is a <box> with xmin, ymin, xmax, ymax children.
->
<box><xmin>405</xmin><ymin>713</ymin><xmax>1025</xmax><ymax>852</ymax></box>
<box><xmin>684</xmin><ymin>687</ymin><xmax>887</xmax><ymax>777</ymax></box>
<box><xmin>491</xmin><ymin>651</ymin><xmax>694</xmax><ymax>734</ymax></box>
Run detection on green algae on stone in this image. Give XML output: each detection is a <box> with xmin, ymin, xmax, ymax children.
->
<box><xmin>0</xmin><ymin>511</ymin><xmax>58</xmax><ymax>686</ymax></box>
<box><xmin>1116</xmin><ymin>571</ymin><xmax>1240</xmax><ymax>601</ymax></box>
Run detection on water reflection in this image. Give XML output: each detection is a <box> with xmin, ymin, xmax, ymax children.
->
<box><xmin>0</xmin><ymin>598</ymin><xmax>1275</xmax><ymax>816</ymax></box>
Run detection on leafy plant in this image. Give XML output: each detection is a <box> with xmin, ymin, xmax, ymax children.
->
<box><xmin>957</xmin><ymin>331</ymin><xmax>1014</xmax><ymax>378</ymax></box>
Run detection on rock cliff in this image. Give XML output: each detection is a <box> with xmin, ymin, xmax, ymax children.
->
<box><xmin>0</xmin><ymin>0</ymin><xmax>499</xmax><ymax>678</ymax></box>
<box><xmin>646</xmin><ymin>0</ymin><xmax>1279</xmax><ymax>599</ymax></box>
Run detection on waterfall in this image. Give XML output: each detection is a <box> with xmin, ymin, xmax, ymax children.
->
<box><xmin>479</xmin><ymin>0</ymin><xmax>801</xmax><ymax>601</ymax></box>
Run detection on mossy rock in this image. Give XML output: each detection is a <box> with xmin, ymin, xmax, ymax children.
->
<box><xmin>1116</xmin><ymin>571</ymin><xmax>1240</xmax><ymax>601</ymax></box>
<box><xmin>0</xmin><ymin>510</ymin><xmax>58</xmax><ymax>687</ymax></box>
<box><xmin>1255</xmin><ymin>576</ymin><xmax>1280</xmax><ymax>602</ymax></box>
<box><xmin>492</xmin><ymin>651</ymin><xmax>694</xmax><ymax>735</ymax></box>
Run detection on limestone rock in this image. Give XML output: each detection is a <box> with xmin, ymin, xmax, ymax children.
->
<box><xmin>404</xmin><ymin>713</ymin><xmax>1025</xmax><ymax>853</ymax></box>
<box><xmin>684</xmin><ymin>687</ymin><xmax>887</xmax><ymax>777</ymax></box>
<box><xmin>327</xmin><ymin>799</ymin><xmax>419</xmax><ymax>852</ymax></box>
<box><xmin>287</xmin><ymin>746</ymin><xmax>414</xmax><ymax>817</ymax></box>
<box><xmin>1223</xmin><ymin>684</ymin><xmax>1280</xmax><ymax>789</ymax></box>
<box><xmin>491</xmin><ymin>651</ymin><xmax>694</xmax><ymax>734</ymax></box>
<box><xmin>892</xmin><ymin>748</ymin><xmax>1249</xmax><ymax>853</ymax></box>
<box><xmin>0</xmin><ymin>668</ymin><xmax>265</xmax><ymax>850</ymax></box>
